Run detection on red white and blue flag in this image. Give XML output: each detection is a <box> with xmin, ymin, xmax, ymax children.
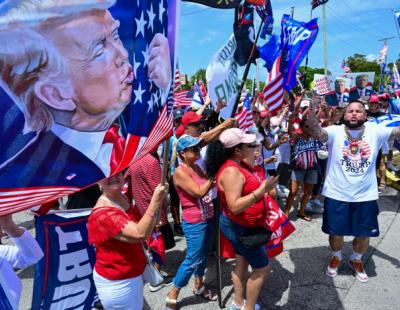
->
<box><xmin>174</xmin><ymin>89</ymin><xmax>194</xmax><ymax>107</ymax></box>
<box><xmin>0</xmin><ymin>0</ymin><xmax>177</xmax><ymax>215</ymax></box>
<box><xmin>235</xmin><ymin>94</ymin><xmax>254</xmax><ymax>131</ymax></box>
<box><xmin>263</xmin><ymin>55</ymin><xmax>284</xmax><ymax>115</ymax></box>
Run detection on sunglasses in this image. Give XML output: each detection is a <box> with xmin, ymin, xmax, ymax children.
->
<box><xmin>244</xmin><ymin>144</ymin><xmax>258</xmax><ymax>148</ymax></box>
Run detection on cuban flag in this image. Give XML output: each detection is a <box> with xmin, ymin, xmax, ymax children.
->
<box><xmin>279</xmin><ymin>14</ymin><xmax>319</xmax><ymax>92</ymax></box>
<box><xmin>0</xmin><ymin>0</ymin><xmax>177</xmax><ymax>216</ymax></box>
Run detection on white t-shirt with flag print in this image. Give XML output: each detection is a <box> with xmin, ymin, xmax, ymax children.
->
<box><xmin>322</xmin><ymin>123</ymin><xmax>393</xmax><ymax>202</ymax></box>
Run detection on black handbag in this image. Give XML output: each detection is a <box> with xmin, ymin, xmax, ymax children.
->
<box><xmin>228</xmin><ymin>198</ymin><xmax>272</xmax><ymax>249</ymax></box>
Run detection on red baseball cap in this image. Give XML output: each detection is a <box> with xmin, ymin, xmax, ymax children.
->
<box><xmin>182</xmin><ymin>111</ymin><xmax>202</xmax><ymax>126</ymax></box>
<box><xmin>369</xmin><ymin>94</ymin><xmax>380</xmax><ymax>103</ymax></box>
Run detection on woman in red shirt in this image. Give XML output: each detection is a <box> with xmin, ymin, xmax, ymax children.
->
<box><xmin>87</xmin><ymin>172</ymin><xmax>168</xmax><ymax>310</ymax></box>
<box><xmin>206</xmin><ymin>128</ymin><xmax>278</xmax><ymax>310</ymax></box>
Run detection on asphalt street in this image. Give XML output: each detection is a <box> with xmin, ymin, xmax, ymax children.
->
<box><xmin>11</xmin><ymin>186</ymin><xmax>400</xmax><ymax>310</ymax></box>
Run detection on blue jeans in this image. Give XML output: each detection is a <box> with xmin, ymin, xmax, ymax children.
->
<box><xmin>220</xmin><ymin>214</ymin><xmax>269</xmax><ymax>269</ymax></box>
<box><xmin>173</xmin><ymin>219</ymin><xmax>215</xmax><ymax>288</ymax></box>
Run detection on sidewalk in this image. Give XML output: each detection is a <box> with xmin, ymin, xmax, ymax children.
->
<box><xmin>15</xmin><ymin>187</ymin><xmax>400</xmax><ymax>309</ymax></box>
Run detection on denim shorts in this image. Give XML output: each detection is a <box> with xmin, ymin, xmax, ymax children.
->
<box><xmin>322</xmin><ymin>197</ymin><xmax>380</xmax><ymax>237</ymax></box>
<box><xmin>220</xmin><ymin>214</ymin><xmax>269</xmax><ymax>269</ymax></box>
<box><xmin>291</xmin><ymin>169</ymin><xmax>318</xmax><ymax>184</ymax></box>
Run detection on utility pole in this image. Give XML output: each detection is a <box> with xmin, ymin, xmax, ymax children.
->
<box><xmin>378</xmin><ymin>36</ymin><xmax>395</xmax><ymax>88</ymax></box>
<box><xmin>322</xmin><ymin>3</ymin><xmax>328</xmax><ymax>75</ymax></box>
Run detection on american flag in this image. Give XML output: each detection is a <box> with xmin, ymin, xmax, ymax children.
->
<box><xmin>379</xmin><ymin>43</ymin><xmax>388</xmax><ymax>63</ymax></box>
<box><xmin>235</xmin><ymin>94</ymin><xmax>254</xmax><ymax>131</ymax></box>
<box><xmin>263</xmin><ymin>55</ymin><xmax>284</xmax><ymax>115</ymax></box>
<box><xmin>174</xmin><ymin>65</ymin><xmax>181</xmax><ymax>91</ymax></box>
<box><xmin>0</xmin><ymin>0</ymin><xmax>177</xmax><ymax>215</ymax></box>
<box><xmin>174</xmin><ymin>89</ymin><xmax>194</xmax><ymax>107</ymax></box>
<box><xmin>341</xmin><ymin>59</ymin><xmax>351</xmax><ymax>73</ymax></box>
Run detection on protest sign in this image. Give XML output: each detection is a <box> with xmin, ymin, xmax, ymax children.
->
<box><xmin>206</xmin><ymin>35</ymin><xmax>239</xmax><ymax>120</ymax></box>
<box><xmin>313</xmin><ymin>74</ymin><xmax>335</xmax><ymax>95</ymax></box>
<box><xmin>340</xmin><ymin>72</ymin><xmax>375</xmax><ymax>100</ymax></box>
<box><xmin>32</xmin><ymin>210</ymin><xmax>97</xmax><ymax>310</ymax></box>
<box><xmin>0</xmin><ymin>0</ymin><xmax>178</xmax><ymax>215</ymax></box>
<box><xmin>314</xmin><ymin>75</ymin><xmax>352</xmax><ymax>107</ymax></box>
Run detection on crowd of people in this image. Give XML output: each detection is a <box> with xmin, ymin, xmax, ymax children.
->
<box><xmin>1</xmin><ymin>87</ymin><xmax>400</xmax><ymax>310</ymax></box>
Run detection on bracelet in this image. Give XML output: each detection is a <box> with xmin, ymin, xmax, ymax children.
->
<box><xmin>251</xmin><ymin>191</ymin><xmax>258</xmax><ymax>201</ymax></box>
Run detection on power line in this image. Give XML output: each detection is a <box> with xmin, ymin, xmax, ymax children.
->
<box><xmin>328</xmin><ymin>5</ymin><xmax>378</xmax><ymax>43</ymax></box>
<box><xmin>341</xmin><ymin>1</ymin><xmax>387</xmax><ymax>37</ymax></box>
<box><xmin>181</xmin><ymin>7</ymin><xmax>212</xmax><ymax>16</ymax></box>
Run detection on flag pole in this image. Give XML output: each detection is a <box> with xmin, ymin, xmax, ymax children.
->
<box><xmin>304</xmin><ymin>7</ymin><xmax>314</xmax><ymax>89</ymax></box>
<box><xmin>322</xmin><ymin>3</ymin><xmax>328</xmax><ymax>75</ymax></box>
<box><xmin>161</xmin><ymin>139</ymin><xmax>170</xmax><ymax>185</ymax></box>
<box><xmin>230</xmin><ymin>7</ymin><xmax>266</xmax><ymax>118</ymax></box>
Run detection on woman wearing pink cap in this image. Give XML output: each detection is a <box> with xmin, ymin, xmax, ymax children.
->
<box><xmin>206</xmin><ymin>128</ymin><xmax>278</xmax><ymax>310</ymax></box>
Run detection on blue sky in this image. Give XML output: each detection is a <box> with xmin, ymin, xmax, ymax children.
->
<box><xmin>177</xmin><ymin>0</ymin><xmax>400</xmax><ymax>81</ymax></box>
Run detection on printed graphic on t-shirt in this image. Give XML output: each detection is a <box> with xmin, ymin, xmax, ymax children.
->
<box><xmin>340</xmin><ymin>139</ymin><xmax>371</xmax><ymax>175</ymax></box>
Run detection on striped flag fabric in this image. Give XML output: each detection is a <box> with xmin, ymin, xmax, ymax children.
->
<box><xmin>379</xmin><ymin>43</ymin><xmax>388</xmax><ymax>63</ymax></box>
<box><xmin>174</xmin><ymin>66</ymin><xmax>182</xmax><ymax>91</ymax></box>
<box><xmin>235</xmin><ymin>94</ymin><xmax>254</xmax><ymax>131</ymax></box>
<box><xmin>174</xmin><ymin>89</ymin><xmax>194</xmax><ymax>107</ymax></box>
<box><xmin>263</xmin><ymin>55</ymin><xmax>284</xmax><ymax>115</ymax></box>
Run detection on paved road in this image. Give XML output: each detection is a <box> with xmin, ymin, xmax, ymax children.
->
<box><xmin>12</xmin><ymin>187</ymin><xmax>400</xmax><ymax>309</ymax></box>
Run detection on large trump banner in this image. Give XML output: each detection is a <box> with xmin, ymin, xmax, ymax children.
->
<box><xmin>32</xmin><ymin>210</ymin><xmax>97</xmax><ymax>310</ymax></box>
<box><xmin>0</xmin><ymin>0</ymin><xmax>178</xmax><ymax>215</ymax></box>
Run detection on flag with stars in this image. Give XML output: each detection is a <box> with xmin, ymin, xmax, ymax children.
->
<box><xmin>0</xmin><ymin>0</ymin><xmax>178</xmax><ymax>216</ymax></box>
<box><xmin>119</xmin><ymin>0</ymin><xmax>177</xmax><ymax>162</ymax></box>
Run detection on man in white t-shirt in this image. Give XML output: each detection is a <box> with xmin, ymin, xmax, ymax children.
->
<box><xmin>306</xmin><ymin>99</ymin><xmax>400</xmax><ymax>283</ymax></box>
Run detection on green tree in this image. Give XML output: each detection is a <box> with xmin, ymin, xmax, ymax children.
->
<box><xmin>189</xmin><ymin>68</ymin><xmax>206</xmax><ymax>87</ymax></box>
<box><xmin>298</xmin><ymin>65</ymin><xmax>325</xmax><ymax>90</ymax></box>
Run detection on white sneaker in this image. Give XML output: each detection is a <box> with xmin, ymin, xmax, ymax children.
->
<box><xmin>149</xmin><ymin>280</ymin><xmax>172</xmax><ymax>292</ymax></box>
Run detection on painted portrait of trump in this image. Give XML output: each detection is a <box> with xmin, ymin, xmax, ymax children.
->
<box><xmin>0</xmin><ymin>0</ymin><xmax>175</xmax><ymax>214</ymax></box>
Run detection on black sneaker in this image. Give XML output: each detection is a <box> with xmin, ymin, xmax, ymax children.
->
<box><xmin>174</xmin><ymin>223</ymin><xmax>184</xmax><ymax>236</ymax></box>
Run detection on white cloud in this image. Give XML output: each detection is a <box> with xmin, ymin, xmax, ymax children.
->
<box><xmin>366</xmin><ymin>53</ymin><xmax>378</xmax><ymax>61</ymax></box>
